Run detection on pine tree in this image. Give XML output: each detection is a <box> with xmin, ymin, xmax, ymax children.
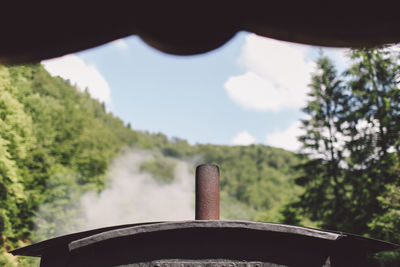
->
<box><xmin>343</xmin><ymin>48</ymin><xmax>400</xmax><ymax>234</ymax></box>
<box><xmin>292</xmin><ymin>55</ymin><xmax>349</xmax><ymax>231</ymax></box>
<box><xmin>289</xmin><ymin>47</ymin><xmax>400</xmax><ymax>243</ymax></box>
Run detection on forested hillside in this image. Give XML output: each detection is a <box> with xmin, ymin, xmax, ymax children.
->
<box><xmin>0</xmin><ymin>64</ymin><xmax>300</xmax><ymax>266</ymax></box>
<box><xmin>4</xmin><ymin>47</ymin><xmax>400</xmax><ymax>267</ymax></box>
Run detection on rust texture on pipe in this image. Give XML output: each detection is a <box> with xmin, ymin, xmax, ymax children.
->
<box><xmin>195</xmin><ymin>164</ymin><xmax>220</xmax><ymax>220</ymax></box>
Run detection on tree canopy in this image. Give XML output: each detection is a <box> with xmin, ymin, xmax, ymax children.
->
<box><xmin>0</xmin><ymin>64</ymin><xmax>300</xmax><ymax>266</ymax></box>
<box><xmin>288</xmin><ymin>48</ymin><xmax>400</xmax><ymax>266</ymax></box>
<box><xmin>2</xmin><ymin>46</ymin><xmax>400</xmax><ymax>266</ymax></box>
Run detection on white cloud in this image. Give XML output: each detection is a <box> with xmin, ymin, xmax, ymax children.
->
<box><xmin>225</xmin><ymin>72</ymin><xmax>292</xmax><ymax>112</ymax></box>
<box><xmin>265</xmin><ymin>121</ymin><xmax>303</xmax><ymax>152</ymax></box>
<box><xmin>111</xmin><ymin>39</ymin><xmax>129</xmax><ymax>50</ymax></box>
<box><xmin>232</xmin><ymin>130</ymin><xmax>256</xmax><ymax>145</ymax></box>
<box><xmin>225</xmin><ymin>34</ymin><xmax>315</xmax><ymax>112</ymax></box>
<box><xmin>42</xmin><ymin>54</ymin><xmax>111</xmax><ymax>106</ymax></box>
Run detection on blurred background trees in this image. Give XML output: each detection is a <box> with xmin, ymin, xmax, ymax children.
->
<box><xmin>287</xmin><ymin>48</ymin><xmax>400</xmax><ymax>266</ymax></box>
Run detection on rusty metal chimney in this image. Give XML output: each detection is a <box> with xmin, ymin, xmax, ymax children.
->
<box><xmin>195</xmin><ymin>164</ymin><xmax>220</xmax><ymax>220</ymax></box>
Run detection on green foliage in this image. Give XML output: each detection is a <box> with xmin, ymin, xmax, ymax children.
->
<box><xmin>287</xmin><ymin>47</ymin><xmax>400</xmax><ymax>265</ymax></box>
<box><xmin>0</xmin><ymin>64</ymin><xmax>170</xmax><ymax>264</ymax></box>
<box><xmin>3</xmin><ymin>47</ymin><xmax>400</xmax><ymax>265</ymax></box>
<box><xmin>0</xmin><ymin>66</ymin><xmax>35</xmax><ymax>249</ymax></box>
<box><xmin>343</xmin><ymin>48</ymin><xmax>400</xmax><ymax>236</ymax></box>
<box><xmin>369</xmin><ymin>185</ymin><xmax>400</xmax><ymax>241</ymax></box>
<box><xmin>291</xmin><ymin>56</ymin><xmax>349</xmax><ymax>231</ymax></box>
<box><xmin>140</xmin><ymin>157</ymin><xmax>176</xmax><ymax>184</ymax></box>
<box><xmin>0</xmin><ymin>63</ymin><xmax>300</xmax><ymax>266</ymax></box>
<box><xmin>189</xmin><ymin>145</ymin><xmax>301</xmax><ymax>221</ymax></box>
<box><xmin>32</xmin><ymin>164</ymin><xmax>85</xmax><ymax>241</ymax></box>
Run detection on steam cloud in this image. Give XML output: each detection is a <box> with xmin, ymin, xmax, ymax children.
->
<box><xmin>34</xmin><ymin>150</ymin><xmax>196</xmax><ymax>238</ymax></box>
<box><xmin>78</xmin><ymin>150</ymin><xmax>195</xmax><ymax>230</ymax></box>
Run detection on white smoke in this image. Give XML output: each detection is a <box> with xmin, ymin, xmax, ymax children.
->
<box><xmin>78</xmin><ymin>150</ymin><xmax>195</xmax><ymax>230</ymax></box>
<box><xmin>34</xmin><ymin>150</ymin><xmax>196</xmax><ymax>239</ymax></box>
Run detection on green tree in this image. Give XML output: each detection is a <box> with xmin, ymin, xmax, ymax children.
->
<box><xmin>290</xmin><ymin>55</ymin><xmax>349</xmax><ymax>230</ymax></box>
<box><xmin>287</xmin><ymin>48</ymin><xmax>400</xmax><ymax>265</ymax></box>
<box><xmin>0</xmin><ymin>63</ymin><xmax>302</xmax><ymax>265</ymax></box>
<box><xmin>343</xmin><ymin>48</ymin><xmax>400</xmax><ymax>235</ymax></box>
<box><xmin>0</xmin><ymin>66</ymin><xmax>36</xmax><ymax>248</ymax></box>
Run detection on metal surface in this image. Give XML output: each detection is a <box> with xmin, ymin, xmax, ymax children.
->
<box><xmin>11</xmin><ymin>220</ymin><xmax>398</xmax><ymax>267</ymax></box>
<box><xmin>121</xmin><ymin>260</ymin><xmax>288</xmax><ymax>267</ymax></box>
<box><xmin>10</xmin><ymin>222</ymin><xmax>162</xmax><ymax>257</ymax></box>
<box><xmin>195</xmin><ymin>164</ymin><xmax>220</xmax><ymax>220</ymax></box>
<box><xmin>68</xmin><ymin>221</ymin><xmax>342</xmax><ymax>251</ymax></box>
<box><xmin>2</xmin><ymin>2</ymin><xmax>400</xmax><ymax>64</ymax></box>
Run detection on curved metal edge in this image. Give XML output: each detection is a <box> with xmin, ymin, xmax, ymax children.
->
<box><xmin>11</xmin><ymin>220</ymin><xmax>399</xmax><ymax>257</ymax></box>
<box><xmin>335</xmin><ymin>232</ymin><xmax>400</xmax><ymax>253</ymax></box>
<box><xmin>9</xmin><ymin>221</ymin><xmax>163</xmax><ymax>257</ymax></box>
<box><xmin>68</xmin><ymin>220</ymin><xmax>342</xmax><ymax>251</ymax></box>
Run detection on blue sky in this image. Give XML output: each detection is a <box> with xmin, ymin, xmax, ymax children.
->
<box><xmin>42</xmin><ymin>32</ymin><xmax>347</xmax><ymax>151</ymax></box>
